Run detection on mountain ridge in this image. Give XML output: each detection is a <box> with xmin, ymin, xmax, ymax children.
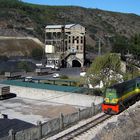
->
<box><xmin>0</xmin><ymin>0</ymin><xmax>140</xmax><ymax>56</ymax></box>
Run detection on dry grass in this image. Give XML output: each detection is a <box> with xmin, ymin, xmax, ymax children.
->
<box><xmin>0</xmin><ymin>39</ymin><xmax>43</xmax><ymax>57</ymax></box>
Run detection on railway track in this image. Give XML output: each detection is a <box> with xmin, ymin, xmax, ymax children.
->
<box><xmin>54</xmin><ymin>114</ymin><xmax>111</xmax><ymax>140</ymax></box>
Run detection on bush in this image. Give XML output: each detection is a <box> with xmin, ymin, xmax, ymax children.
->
<box><xmin>17</xmin><ymin>61</ymin><xmax>33</xmax><ymax>72</ymax></box>
<box><xmin>0</xmin><ymin>55</ymin><xmax>9</xmax><ymax>61</ymax></box>
<box><xmin>71</xmin><ymin>81</ymin><xmax>79</xmax><ymax>87</ymax></box>
<box><xmin>0</xmin><ymin>70</ymin><xmax>5</xmax><ymax>75</ymax></box>
<box><xmin>31</xmin><ymin>47</ymin><xmax>43</xmax><ymax>60</ymax></box>
<box><xmin>60</xmin><ymin>75</ymin><xmax>69</xmax><ymax>79</ymax></box>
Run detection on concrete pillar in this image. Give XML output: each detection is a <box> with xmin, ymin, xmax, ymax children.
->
<box><xmin>91</xmin><ymin>103</ymin><xmax>95</xmax><ymax>116</ymax></box>
<box><xmin>78</xmin><ymin>108</ymin><xmax>81</xmax><ymax>121</ymax></box>
<box><xmin>37</xmin><ymin>121</ymin><xmax>42</xmax><ymax>139</ymax></box>
<box><xmin>9</xmin><ymin>129</ymin><xmax>15</xmax><ymax>140</ymax></box>
<box><xmin>60</xmin><ymin>113</ymin><xmax>64</xmax><ymax>129</ymax></box>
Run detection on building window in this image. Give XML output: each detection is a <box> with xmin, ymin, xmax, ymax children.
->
<box><xmin>52</xmin><ymin>42</ymin><xmax>55</xmax><ymax>45</ymax></box>
<box><xmin>65</xmin><ymin>41</ymin><xmax>67</xmax><ymax>50</ymax></box>
<box><xmin>69</xmin><ymin>36</ymin><xmax>71</xmax><ymax>43</ymax></box>
<box><xmin>73</xmin><ymin>36</ymin><xmax>75</xmax><ymax>43</ymax></box>
<box><xmin>52</xmin><ymin>32</ymin><xmax>56</xmax><ymax>39</ymax></box>
<box><xmin>46</xmin><ymin>41</ymin><xmax>51</xmax><ymax>45</ymax></box>
<box><xmin>81</xmin><ymin>36</ymin><xmax>83</xmax><ymax>43</ymax></box>
<box><xmin>57</xmin><ymin>32</ymin><xmax>61</xmax><ymax>38</ymax></box>
<box><xmin>77</xmin><ymin>45</ymin><xmax>79</xmax><ymax>50</ymax></box>
<box><xmin>81</xmin><ymin>46</ymin><xmax>83</xmax><ymax>50</ymax></box>
<box><xmin>46</xmin><ymin>33</ymin><xmax>52</xmax><ymax>39</ymax></box>
<box><xmin>77</xmin><ymin>36</ymin><xmax>79</xmax><ymax>44</ymax></box>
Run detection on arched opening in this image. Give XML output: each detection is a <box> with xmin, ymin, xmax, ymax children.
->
<box><xmin>72</xmin><ymin>60</ymin><xmax>81</xmax><ymax>67</ymax></box>
<box><xmin>61</xmin><ymin>59</ymin><xmax>67</xmax><ymax>68</ymax></box>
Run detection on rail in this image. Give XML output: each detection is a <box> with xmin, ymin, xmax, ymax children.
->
<box><xmin>53</xmin><ymin>114</ymin><xmax>111</xmax><ymax>140</ymax></box>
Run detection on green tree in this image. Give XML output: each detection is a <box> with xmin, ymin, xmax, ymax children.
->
<box><xmin>0</xmin><ymin>0</ymin><xmax>21</xmax><ymax>8</ymax></box>
<box><xmin>87</xmin><ymin>53</ymin><xmax>123</xmax><ymax>89</ymax></box>
<box><xmin>0</xmin><ymin>55</ymin><xmax>8</xmax><ymax>61</ymax></box>
<box><xmin>129</xmin><ymin>34</ymin><xmax>140</xmax><ymax>58</ymax></box>
<box><xmin>112</xmin><ymin>35</ymin><xmax>130</xmax><ymax>55</ymax></box>
<box><xmin>125</xmin><ymin>63</ymin><xmax>140</xmax><ymax>80</ymax></box>
<box><xmin>31</xmin><ymin>47</ymin><xmax>43</xmax><ymax>60</ymax></box>
<box><xmin>17</xmin><ymin>61</ymin><xmax>32</xmax><ymax>72</ymax></box>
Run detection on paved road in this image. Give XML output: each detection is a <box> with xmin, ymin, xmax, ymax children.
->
<box><xmin>59</xmin><ymin>67</ymin><xmax>81</xmax><ymax>77</ymax></box>
<box><xmin>32</xmin><ymin>67</ymin><xmax>81</xmax><ymax>80</ymax></box>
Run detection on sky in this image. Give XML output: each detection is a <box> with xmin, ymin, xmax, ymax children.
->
<box><xmin>22</xmin><ymin>0</ymin><xmax>140</xmax><ymax>15</ymax></box>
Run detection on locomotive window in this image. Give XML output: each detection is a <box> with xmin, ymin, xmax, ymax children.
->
<box><xmin>107</xmin><ymin>88</ymin><xmax>116</xmax><ymax>92</ymax></box>
<box><xmin>106</xmin><ymin>88</ymin><xmax>112</xmax><ymax>92</ymax></box>
<box><xmin>106</xmin><ymin>88</ymin><xmax>117</xmax><ymax>97</ymax></box>
<box><xmin>137</xmin><ymin>83</ymin><xmax>140</xmax><ymax>88</ymax></box>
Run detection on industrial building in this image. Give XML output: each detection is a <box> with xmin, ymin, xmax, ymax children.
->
<box><xmin>45</xmin><ymin>24</ymin><xmax>86</xmax><ymax>68</ymax></box>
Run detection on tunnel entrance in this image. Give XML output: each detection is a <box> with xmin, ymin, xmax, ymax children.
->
<box><xmin>72</xmin><ymin>60</ymin><xmax>81</xmax><ymax>67</ymax></box>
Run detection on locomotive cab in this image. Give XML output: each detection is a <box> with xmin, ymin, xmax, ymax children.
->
<box><xmin>104</xmin><ymin>88</ymin><xmax>118</xmax><ymax>104</ymax></box>
<box><xmin>102</xmin><ymin>77</ymin><xmax>140</xmax><ymax>114</ymax></box>
<box><xmin>102</xmin><ymin>88</ymin><xmax>119</xmax><ymax>114</ymax></box>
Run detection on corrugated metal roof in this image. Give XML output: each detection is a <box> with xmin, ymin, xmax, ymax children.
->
<box><xmin>46</xmin><ymin>24</ymin><xmax>75</xmax><ymax>29</ymax></box>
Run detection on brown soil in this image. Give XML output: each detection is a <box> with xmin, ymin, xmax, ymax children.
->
<box><xmin>22</xmin><ymin>104</ymin><xmax>78</xmax><ymax>119</ymax></box>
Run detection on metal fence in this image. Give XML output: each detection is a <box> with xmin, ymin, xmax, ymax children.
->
<box><xmin>1</xmin><ymin>80</ymin><xmax>82</xmax><ymax>93</ymax></box>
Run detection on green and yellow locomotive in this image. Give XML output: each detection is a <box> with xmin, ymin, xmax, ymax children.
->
<box><xmin>102</xmin><ymin>77</ymin><xmax>140</xmax><ymax>114</ymax></box>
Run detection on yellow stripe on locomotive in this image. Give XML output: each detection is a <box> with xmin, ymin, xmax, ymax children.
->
<box><xmin>104</xmin><ymin>98</ymin><xmax>118</xmax><ymax>104</ymax></box>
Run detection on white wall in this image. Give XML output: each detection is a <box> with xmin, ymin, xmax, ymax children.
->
<box><xmin>10</xmin><ymin>86</ymin><xmax>103</xmax><ymax>107</ymax></box>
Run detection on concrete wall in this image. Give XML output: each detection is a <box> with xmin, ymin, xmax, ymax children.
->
<box><xmin>10</xmin><ymin>85</ymin><xmax>103</xmax><ymax>106</ymax></box>
<box><xmin>15</xmin><ymin>127</ymin><xmax>39</xmax><ymax>140</ymax></box>
<box><xmin>42</xmin><ymin>118</ymin><xmax>60</xmax><ymax>137</ymax></box>
<box><xmin>1</xmin><ymin>103</ymin><xmax>102</xmax><ymax>140</ymax></box>
<box><xmin>63</xmin><ymin>112</ymin><xmax>79</xmax><ymax>127</ymax></box>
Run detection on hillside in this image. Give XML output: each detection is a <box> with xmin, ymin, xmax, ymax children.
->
<box><xmin>0</xmin><ymin>37</ymin><xmax>43</xmax><ymax>57</ymax></box>
<box><xmin>0</xmin><ymin>0</ymin><xmax>140</xmax><ymax>56</ymax></box>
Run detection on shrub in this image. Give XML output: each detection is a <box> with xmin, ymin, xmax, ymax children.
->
<box><xmin>0</xmin><ymin>55</ymin><xmax>9</xmax><ymax>61</ymax></box>
<box><xmin>60</xmin><ymin>75</ymin><xmax>69</xmax><ymax>79</ymax></box>
<box><xmin>17</xmin><ymin>61</ymin><xmax>33</xmax><ymax>72</ymax></box>
<box><xmin>31</xmin><ymin>47</ymin><xmax>43</xmax><ymax>60</ymax></box>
